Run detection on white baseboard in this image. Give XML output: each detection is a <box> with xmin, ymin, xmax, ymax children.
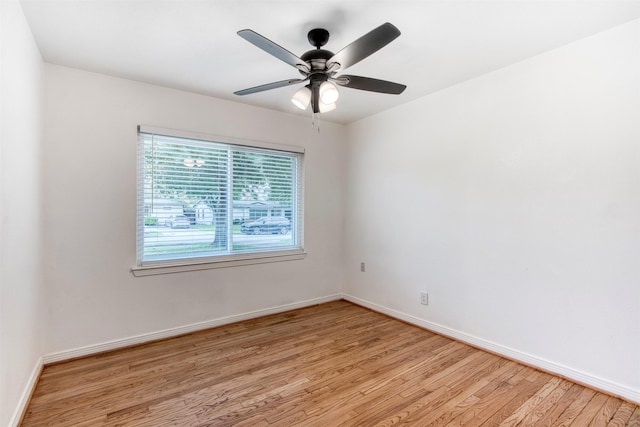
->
<box><xmin>33</xmin><ymin>292</ymin><xmax>640</xmax><ymax>408</ymax></box>
<box><xmin>43</xmin><ymin>294</ymin><xmax>341</xmax><ymax>364</ymax></box>
<box><xmin>9</xmin><ymin>355</ymin><xmax>43</xmax><ymax>427</ymax></box>
<box><xmin>343</xmin><ymin>294</ymin><xmax>640</xmax><ymax>405</ymax></box>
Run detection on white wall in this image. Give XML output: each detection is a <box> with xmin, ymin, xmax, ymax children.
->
<box><xmin>4</xmin><ymin>9</ymin><xmax>638</xmax><ymax>421</ymax></box>
<box><xmin>344</xmin><ymin>20</ymin><xmax>640</xmax><ymax>400</ymax></box>
<box><xmin>43</xmin><ymin>65</ymin><xmax>346</xmax><ymax>355</ymax></box>
<box><xmin>0</xmin><ymin>0</ymin><xmax>45</xmax><ymax>425</ymax></box>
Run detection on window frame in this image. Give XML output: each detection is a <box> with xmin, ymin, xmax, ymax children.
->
<box><xmin>132</xmin><ymin>126</ymin><xmax>306</xmax><ymax>277</ymax></box>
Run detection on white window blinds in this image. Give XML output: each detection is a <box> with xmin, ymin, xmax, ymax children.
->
<box><xmin>137</xmin><ymin>128</ymin><xmax>304</xmax><ymax>267</ymax></box>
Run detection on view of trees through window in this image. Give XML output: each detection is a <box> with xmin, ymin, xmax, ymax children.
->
<box><xmin>138</xmin><ymin>132</ymin><xmax>301</xmax><ymax>263</ymax></box>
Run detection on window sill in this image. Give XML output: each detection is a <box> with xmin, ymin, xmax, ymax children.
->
<box><xmin>131</xmin><ymin>249</ymin><xmax>306</xmax><ymax>277</ymax></box>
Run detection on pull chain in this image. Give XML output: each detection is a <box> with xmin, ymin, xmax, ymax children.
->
<box><xmin>311</xmin><ymin>111</ymin><xmax>321</xmax><ymax>133</ymax></box>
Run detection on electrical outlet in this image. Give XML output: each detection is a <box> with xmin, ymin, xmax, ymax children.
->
<box><xmin>420</xmin><ymin>292</ymin><xmax>429</xmax><ymax>305</ymax></box>
<box><xmin>360</xmin><ymin>262</ymin><xmax>365</xmax><ymax>272</ymax></box>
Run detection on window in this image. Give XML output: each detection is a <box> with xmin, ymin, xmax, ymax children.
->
<box><xmin>134</xmin><ymin>127</ymin><xmax>305</xmax><ymax>275</ymax></box>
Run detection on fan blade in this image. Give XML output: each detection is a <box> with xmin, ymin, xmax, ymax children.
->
<box><xmin>328</xmin><ymin>23</ymin><xmax>401</xmax><ymax>71</ymax></box>
<box><xmin>234</xmin><ymin>78</ymin><xmax>307</xmax><ymax>96</ymax></box>
<box><xmin>238</xmin><ymin>29</ymin><xmax>309</xmax><ymax>72</ymax></box>
<box><xmin>334</xmin><ymin>75</ymin><xmax>406</xmax><ymax>94</ymax></box>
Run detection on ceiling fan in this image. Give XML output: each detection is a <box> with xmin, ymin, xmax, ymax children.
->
<box><xmin>234</xmin><ymin>23</ymin><xmax>406</xmax><ymax>114</ymax></box>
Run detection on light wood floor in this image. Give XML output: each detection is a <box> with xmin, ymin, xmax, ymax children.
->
<box><xmin>22</xmin><ymin>300</ymin><xmax>639</xmax><ymax>426</ymax></box>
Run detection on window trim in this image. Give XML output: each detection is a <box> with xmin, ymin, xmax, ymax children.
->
<box><xmin>131</xmin><ymin>250</ymin><xmax>306</xmax><ymax>277</ymax></box>
<box><xmin>137</xmin><ymin>125</ymin><xmax>305</xmax><ymax>154</ymax></box>
<box><xmin>132</xmin><ymin>125</ymin><xmax>306</xmax><ymax>276</ymax></box>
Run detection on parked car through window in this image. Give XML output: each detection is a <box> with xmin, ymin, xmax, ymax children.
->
<box><xmin>165</xmin><ymin>214</ymin><xmax>191</xmax><ymax>229</ymax></box>
<box><xmin>241</xmin><ymin>217</ymin><xmax>290</xmax><ymax>235</ymax></box>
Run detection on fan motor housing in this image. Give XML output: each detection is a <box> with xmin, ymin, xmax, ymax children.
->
<box><xmin>301</xmin><ymin>49</ymin><xmax>334</xmax><ymax>73</ymax></box>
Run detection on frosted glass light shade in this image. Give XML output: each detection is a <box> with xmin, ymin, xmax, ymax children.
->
<box><xmin>319</xmin><ymin>102</ymin><xmax>336</xmax><ymax>113</ymax></box>
<box><xmin>319</xmin><ymin>81</ymin><xmax>339</xmax><ymax>104</ymax></box>
<box><xmin>291</xmin><ymin>86</ymin><xmax>311</xmax><ymax>110</ymax></box>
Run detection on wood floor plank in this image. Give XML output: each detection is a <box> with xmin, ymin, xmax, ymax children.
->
<box><xmin>627</xmin><ymin>407</ymin><xmax>640</xmax><ymax>426</ymax></box>
<box><xmin>518</xmin><ymin>378</ymin><xmax>574</xmax><ymax>426</ymax></box>
<box><xmin>589</xmin><ymin>396</ymin><xmax>623</xmax><ymax>426</ymax></box>
<box><xmin>534</xmin><ymin>383</ymin><xmax>587</xmax><ymax>427</ymax></box>
<box><xmin>498</xmin><ymin>376</ymin><xmax>564</xmax><ymax>426</ymax></box>
<box><xmin>477</xmin><ymin>373</ymin><xmax>553</xmax><ymax>426</ymax></box>
<box><xmin>20</xmin><ymin>300</ymin><xmax>639</xmax><ymax>426</ymax></box>
<box><xmin>445</xmin><ymin>362</ymin><xmax>526</xmax><ymax>426</ymax></box>
<box><xmin>606</xmin><ymin>402</ymin><xmax>636</xmax><ymax>426</ymax></box>
<box><xmin>569</xmin><ymin>393</ymin><xmax>610</xmax><ymax>426</ymax></box>
<box><xmin>550</xmin><ymin>387</ymin><xmax>598</xmax><ymax>427</ymax></box>
<box><xmin>416</xmin><ymin>358</ymin><xmax>515</xmax><ymax>426</ymax></box>
<box><xmin>357</xmin><ymin>354</ymin><xmax>494</xmax><ymax>426</ymax></box>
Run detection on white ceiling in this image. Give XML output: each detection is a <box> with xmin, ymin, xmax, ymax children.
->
<box><xmin>20</xmin><ymin>0</ymin><xmax>640</xmax><ymax>124</ymax></box>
